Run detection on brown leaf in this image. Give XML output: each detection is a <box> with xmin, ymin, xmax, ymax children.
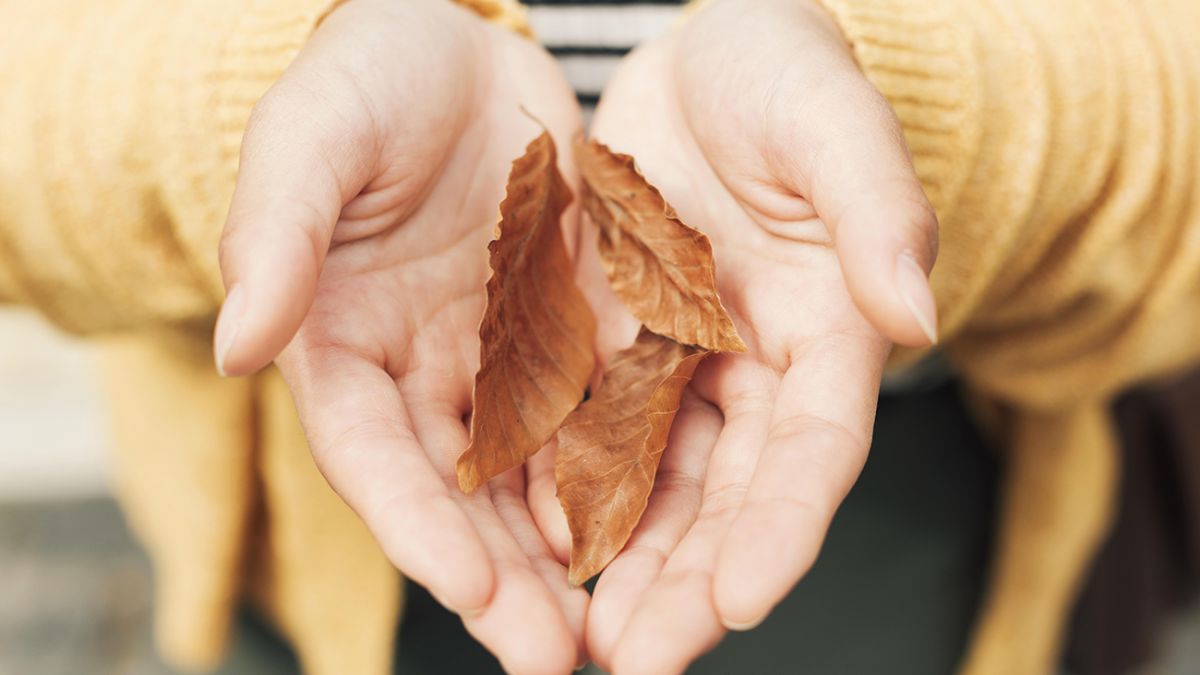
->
<box><xmin>556</xmin><ymin>329</ymin><xmax>708</xmax><ymax>586</ymax></box>
<box><xmin>456</xmin><ymin>131</ymin><xmax>597</xmax><ymax>493</ymax></box>
<box><xmin>575</xmin><ymin>139</ymin><xmax>747</xmax><ymax>353</ymax></box>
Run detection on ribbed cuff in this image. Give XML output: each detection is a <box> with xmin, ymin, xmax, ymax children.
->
<box><xmin>213</xmin><ymin>1</ymin><xmax>350</xmax><ymax>184</ymax></box>
<box><xmin>162</xmin><ymin>0</ymin><xmax>346</xmax><ymax>305</ymax></box>
<box><xmin>816</xmin><ymin>0</ymin><xmax>1034</xmax><ymax>368</ymax></box>
<box><xmin>815</xmin><ymin>0</ymin><xmax>979</xmax><ymax>220</ymax></box>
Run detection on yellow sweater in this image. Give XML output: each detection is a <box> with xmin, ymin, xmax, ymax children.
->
<box><xmin>0</xmin><ymin>0</ymin><xmax>1197</xmax><ymax>674</ymax></box>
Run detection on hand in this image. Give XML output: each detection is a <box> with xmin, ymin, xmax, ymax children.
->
<box><xmin>213</xmin><ymin>1</ymin><xmax>588</xmax><ymax>672</ymax></box>
<box><xmin>543</xmin><ymin>0</ymin><xmax>940</xmax><ymax>671</ymax></box>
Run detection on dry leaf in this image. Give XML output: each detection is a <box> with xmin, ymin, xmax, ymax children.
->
<box><xmin>556</xmin><ymin>329</ymin><xmax>708</xmax><ymax>586</ymax></box>
<box><xmin>456</xmin><ymin>131</ymin><xmax>597</xmax><ymax>493</ymax></box>
<box><xmin>575</xmin><ymin>139</ymin><xmax>747</xmax><ymax>353</ymax></box>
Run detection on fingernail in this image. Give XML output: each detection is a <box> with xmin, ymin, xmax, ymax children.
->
<box><xmin>722</xmin><ymin>614</ymin><xmax>767</xmax><ymax>632</ymax></box>
<box><xmin>895</xmin><ymin>250</ymin><xmax>938</xmax><ymax>345</ymax></box>
<box><xmin>214</xmin><ymin>285</ymin><xmax>245</xmax><ymax>377</ymax></box>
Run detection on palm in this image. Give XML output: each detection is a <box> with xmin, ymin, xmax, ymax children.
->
<box><xmin>234</xmin><ymin>1</ymin><xmax>590</xmax><ymax>672</ymax></box>
<box><xmin>574</xmin><ymin>32</ymin><xmax>891</xmax><ymax>673</ymax></box>
<box><xmin>223</xmin><ymin>1</ymin><xmax>935</xmax><ymax>671</ymax></box>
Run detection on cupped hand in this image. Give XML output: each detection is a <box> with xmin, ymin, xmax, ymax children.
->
<box><xmin>538</xmin><ymin>0</ymin><xmax>940</xmax><ymax>672</ymax></box>
<box><xmin>213</xmin><ymin>1</ymin><xmax>588</xmax><ymax>672</ymax></box>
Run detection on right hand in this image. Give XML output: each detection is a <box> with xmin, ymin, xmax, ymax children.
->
<box><xmin>539</xmin><ymin>1</ymin><xmax>940</xmax><ymax>672</ymax></box>
<box><xmin>213</xmin><ymin>1</ymin><xmax>587</xmax><ymax>672</ymax></box>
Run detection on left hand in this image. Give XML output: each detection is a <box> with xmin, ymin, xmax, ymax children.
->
<box><xmin>214</xmin><ymin>2</ymin><xmax>589</xmax><ymax>671</ymax></box>
<box><xmin>528</xmin><ymin>1</ymin><xmax>940</xmax><ymax>672</ymax></box>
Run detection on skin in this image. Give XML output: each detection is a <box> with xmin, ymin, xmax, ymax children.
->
<box><xmin>215</xmin><ymin>0</ymin><xmax>939</xmax><ymax>673</ymax></box>
<box><xmin>215</xmin><ymin>1</ymin><xmax>588</xmax><ymax>673</ymax></box>
<box><xmin>528</xmin><ymin>1</ymin><xmax>939</xmax><ymax>672</ymax></box>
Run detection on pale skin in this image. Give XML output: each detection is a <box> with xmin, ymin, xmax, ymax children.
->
<box><xmin>215</xmin><ymin>0</ymin><xmax>939</xmax><ymax>673</ymax></box>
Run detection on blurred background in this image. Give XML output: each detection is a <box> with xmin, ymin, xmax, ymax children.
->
<box><xmin>0</xmin><ymin>308</ymin><xmax>301</xmax><ymax>675</ymax></box>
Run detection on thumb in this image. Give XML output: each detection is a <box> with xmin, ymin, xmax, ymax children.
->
<box><xmin>214</xmin><ymin>77</ymin><xmax>375</xmax><ymax>376</ymax></box>
<box><xmin>677</xmin><ymin>0</ymin><xmax>940</xmax><ymax>348</ymax></box>
<box><xmin>788</xmin><ymin>74</ymin><xmax>940</xmax><ymax>347</ymax></box>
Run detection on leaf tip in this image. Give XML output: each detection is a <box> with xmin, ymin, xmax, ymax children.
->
<box><xmin>567</xmin><ymin>562</ymin><xmax>596</xmax><ymax>589</ymax></box>
<box><xmin>726</xmin><ymin>332</ymin><xmax>749</xmax><ymax>353</ymax></box>
<box><xmin>455</xmin><ymin>453</ymin><xmax>482</xmax><ymax>494</ymax></box>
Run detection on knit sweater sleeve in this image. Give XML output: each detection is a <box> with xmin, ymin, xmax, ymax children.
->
<box><xmin>813</xmin><ymin>4</ymin><xmax>1199</xmax><ymax>672</ymax></box>
<box><xmin>819</xmin><ymin>0</ymin><xmax>1200</xmax><ymax>409</ymax></box>
<box><xmin>0</xmin><ymin>0</ymin><xmax>354</xmax><ymax>333</ymax></box>
<box><xmin>0</xmin><ymin>0</ymin><xmax>530</xmax><ymax>335</ymax></box>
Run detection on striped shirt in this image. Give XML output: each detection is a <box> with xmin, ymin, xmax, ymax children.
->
<box><xmin>525</xmin><ymin>0</ymin><xmax>685</xmax><ymax>110</ymax></box>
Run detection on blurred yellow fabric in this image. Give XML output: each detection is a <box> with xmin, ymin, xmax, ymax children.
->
<box><xmin>0</xmin><ymin>0</ymin><xmax>1197</xmax><ymax>674</ymax></box>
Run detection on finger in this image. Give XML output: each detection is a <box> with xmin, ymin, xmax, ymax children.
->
<box><xmin>574</xmin><ymin>211</ymin><xmax>642</xmax><ymax>367</ymax></box>
<box><xmin>492</xmin><ymin>467</ymin><xmax>590</xmax><ymax>669</ymax></box>
<box><xmin>607</xmin><ymin>503</ymin><xmax>732</xmax><ymax>675</ymax></box>
<box><xmin>714</xmin><ymin>331</ymin><xmax>886</xmax><ymax>629</ymax></box>
<box><xmin>610</xmin><ymin>547</ymin><xmax>724</xmax><ymax>675</ymax></box>
<box><xmin>215</xmin><ymin>74</ymin><xmax>376</xmax><ymax>377</ymax></box>
<box><xmin>588</xmin><ymin>392</ymin><xmax>720</xmax><ymax>671</ymax></box>
<box><xmin>802</xmin><ymin>78</ymin><xmax>940</xmax><ymax>348</ymax></box>
<box><xmin>457</xmin><ymin>500</ymin><xmax>580</xmax><ymax>675</ymax></box>
<box><xmin>767</xmin><ymin>58</ymin><xmax>939</xmax><ymax>348</ymax></box>
<box><xmin>526</xmin><ymin>440</ymin><xmax>572</xmax><ymax>565</ymax></box>
<box><xmin>678</xmin><ymin>1</ymin><xmax>939</xmax><ymax>348</ymax></box>
<box><xmin>608</xmin><ymin>516</ymin><xmax>733</xmax><ymax>675</ymax></box>
<box><xmin>610</xmin><ymin>370</ymin><xmax>775</xmax><ymax>675</ymax></box>
<box><xmin>407</xmin><ymin>405</ymin><xmax>582</xmax><ymax>675</ymax></box>
<box><xmin>277</xmin><ymin>347</ymin><xmax>495</xmax><ymax>615</ymax></box>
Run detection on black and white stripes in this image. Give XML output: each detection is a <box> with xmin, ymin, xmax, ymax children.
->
<box><xmin>525</xmin><ymin>0</ymin><xmax>685</xmax><ymax>108</ymax></box>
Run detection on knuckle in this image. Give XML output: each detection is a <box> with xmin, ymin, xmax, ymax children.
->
<box><xmin>651</xmin><ymin>467</ymin><xmax>705</xmax><ymax>501</ymax></box>
<box><xmin>656</xmin><ymin>566</ymin><xmax>714</xmax><ymax>590</ymax></box>
<box><xmin>700</xmin><ymin>481</ymin><xmax>750</xmax><ymax>520</ymax></box>
<box><xmin>769</xmin><ymin>412</ymin><xmax>863</xmax><ymax>457</ymax></box>
<box><xmin>487</xmin><ymin>479</ymin><xmax>526</xmax><ymax>509</ymax></box>
<box><xmin>619</xmin><ymin>543</ymin><xmax>669</xmax><ymax>569</ymax></box>
<box><xmin>719</xmin><ymin>387</ymin><xmax>774</xmax><ymax>419</ymax></box>
<box><xmin>753</xmin><ymin>492</ymin><xmax>830</xmax><ymax>529</ymax></box>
